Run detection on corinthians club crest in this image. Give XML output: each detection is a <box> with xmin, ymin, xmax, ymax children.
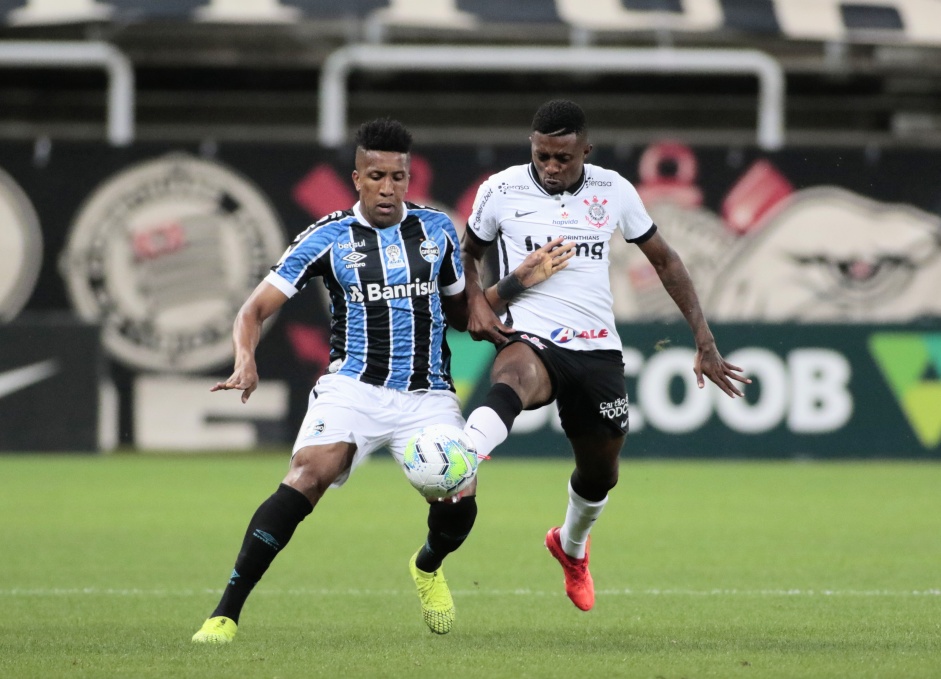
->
<box><xmin>60</xmin><ymin>154</ymin><xmax>285</xmax><ymax>372</ymax></box>
<box><xmin>584</xmin><ymin>195</ymin><xmax>609</xmax><ymax>228</ymax></box>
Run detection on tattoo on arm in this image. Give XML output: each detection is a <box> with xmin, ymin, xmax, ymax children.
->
<box><xmin>496</xmin><ymin>273</ymin><xmax>527</xmax><ymax>301</ymax></box>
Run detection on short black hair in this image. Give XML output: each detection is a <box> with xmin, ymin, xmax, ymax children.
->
<box><xmin>354</xmin><ymin>118</ymin><xmax>413</xmax><ymax>153</ymax></box>
<box><xmin>531</xmin><ymin>100</ymin><xmax>587</xmax><ymax>137</ymax></box>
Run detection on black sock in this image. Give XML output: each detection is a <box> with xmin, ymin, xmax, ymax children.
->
<box><xmin>484</xmin><ymin>383</ymin><xmax>524</xmax><ymax>431</ymax></box>
<box><xmin>570</xmin><ymin>469</ymin><xmax>610</xmax><ymax>503</ymax></box>
<box><xmin>416</xmin><ymin>495</ymin><xmax>478</xmax><ymax>573</ymax></box>
<box><xmin>211</xmin><ymin>484</ymin><xmax>313</xmax><ymax>623</ymax></box>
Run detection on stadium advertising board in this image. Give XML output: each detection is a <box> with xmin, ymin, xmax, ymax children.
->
<box><xmin>1</xmin><ymin>140</ymin><xmax>939</xmax><ymax>455</ymax></box>
<box><xmin>451</xmin><ymin>324</ymin><xmax>941</xmax><ymax>459</ymax></box>
<box><xmin>0</xmin><ymin>319</ymin><xmax>102</xmax><ymax>451</ymax></box>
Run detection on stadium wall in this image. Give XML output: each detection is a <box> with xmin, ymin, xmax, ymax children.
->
<box><xmin>0</xmin><ymin>140</ymin><xmax>938</xmax><ymax>457</ymax></box>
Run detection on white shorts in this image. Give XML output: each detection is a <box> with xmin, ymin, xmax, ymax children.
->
<box><xmin>292</xmin><ymin>373</ymin><xmax>464</xmax><ymax>487</ymax></box>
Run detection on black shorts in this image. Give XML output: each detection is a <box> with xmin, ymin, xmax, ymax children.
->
<box><xmin>498</xmin><ymin>331</ymin><xmax>628</xmax><ymax>439</ymax></box>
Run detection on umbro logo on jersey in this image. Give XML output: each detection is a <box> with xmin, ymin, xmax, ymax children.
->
<box><xmin>514</xmin><ymin>210</ymin><xmax>537</xmax><ymax>218</ymax></box>
<box><xmin>342</xmin><ymin>251</ymin><xmax>367</xmax><ymax>269</ymax></box>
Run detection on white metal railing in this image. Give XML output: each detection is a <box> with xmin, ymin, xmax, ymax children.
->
<box><xmin>0</xmin><ymin>41</ymin><xmax>134</xmax><ymax>146</ymax></box>
<box><xmin>319</xmin><ymin>45</ymin><xmax>785</xmax><ymax>150</ymax></box>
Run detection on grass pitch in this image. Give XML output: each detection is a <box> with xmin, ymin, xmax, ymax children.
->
<box><xmin>1</xmin><ymin>453</ymin><xmax>938</xmax><ymax>678</ymax></box>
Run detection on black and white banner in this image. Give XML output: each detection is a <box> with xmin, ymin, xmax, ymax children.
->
<box><xmin>2</xmin><ymin>138</ymin><xmax>940</xmax><ymax>454</ymax></box>
<box><xmin>2</xmin><ymin>0</ymin><xmax>941</xmax><ymax>46</ymax></box>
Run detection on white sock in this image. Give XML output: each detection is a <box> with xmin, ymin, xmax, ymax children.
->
<box><xmin>560</xmin><ymin>481</ymin><xmax>607</xmax><ymax>560</ymax></box>
<box><xmin>462</xmin><ymin>406</ymin><xmax>508</xmax><ymax>459</ymax></box>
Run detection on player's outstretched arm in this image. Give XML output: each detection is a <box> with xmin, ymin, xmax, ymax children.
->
<box><xmin>637</xmin><ymin>231</ymin><xmax>751</xmax><ymax>398</ymax></box>
<box><xmin>210</xmin><ymin>281</ymin><xmax>289</xmax><ymax>403</ymax></box>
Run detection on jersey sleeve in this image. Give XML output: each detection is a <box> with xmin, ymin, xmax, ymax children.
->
<box><xmin>267</xmin><ymin>224</ymin><xmax>334</xmax><ymax>297</ymax></box>
<box><xmin>616</xmin><ymin>175</ymin><xmax>656</xmax><ymax>243</ymax></box>
<box><xmin>465</xmin><ymin>177</ymin><xmax>500</xmax><ymax>244</ymax></box>
<box><xmin>438</xmin><ymin>215</ymin><xmax>466</xmax><ymax>297</ymax></box>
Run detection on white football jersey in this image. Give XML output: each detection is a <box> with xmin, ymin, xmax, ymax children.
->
<box><xmin>467</xmin><ymin>163</ymin><xmax>655</xmax><ymax>351</ymax></box>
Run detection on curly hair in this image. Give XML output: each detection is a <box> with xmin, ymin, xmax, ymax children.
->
<box><xmin>354</xmin><ymin>118</ymin><xmax>413</xmax><ymax>153</ymax></box>
<box><xmin>531</xmin><ymin>100</ymin><xmax>587</xmax><ymax>137</ymax></box>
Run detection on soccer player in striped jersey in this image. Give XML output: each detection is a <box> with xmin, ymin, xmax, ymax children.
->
<box><xmin>460</xmin><ymin>100</ymin><xmax>751</xmax><ymax>612</ymax></box>
<box><xmin>192</xmin><ymin>118</ymin><xmax>574</xmax><ymax>643</ymax></box>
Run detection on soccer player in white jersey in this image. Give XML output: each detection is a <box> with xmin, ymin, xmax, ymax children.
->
<box><xmin>191</xmin><ymin>118</ymin><xmax>574</xmax><ymax>643</ymax></box>
<box><xmin>460</xmin><ymin>100</ymin><xmax>750</xmax><ymax>611</ymax></box>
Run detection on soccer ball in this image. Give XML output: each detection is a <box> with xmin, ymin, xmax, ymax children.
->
<box><xmin>402</xmin><ymin>423</ymin><xmax>479</xmax><ymax>500</ymax></box>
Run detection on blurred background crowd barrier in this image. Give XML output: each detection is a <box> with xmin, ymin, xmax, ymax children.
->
<box><xmin>1</xmin><ymin>0</ymin><xmax>939</xmax><ymax>456</ymax></box>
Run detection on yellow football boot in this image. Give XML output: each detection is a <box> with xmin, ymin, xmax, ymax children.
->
<box><xmin>191</xmin><ymin>616</ymin><xmax>238</xmax><ymax>644</ymax></box>
<box><xmin>409</xmin><ymin>551</ymin><xmax>455</xmax><ymax>634</ymax></box>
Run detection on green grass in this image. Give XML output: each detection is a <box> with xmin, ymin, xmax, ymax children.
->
<box><xmin>1</xmin><ymin>454</ymin><xmax>939</xmax><ymax>678</ymax></box>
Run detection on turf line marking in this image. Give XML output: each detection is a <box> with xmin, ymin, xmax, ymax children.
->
<box><xmin>2</xmin><ymin>587</ymin><xmax>939</xmax><ymax>597</ymax></box>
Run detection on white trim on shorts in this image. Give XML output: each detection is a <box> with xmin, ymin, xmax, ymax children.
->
<box><xmin>292</xmin><ymin>373</ymin><xmax>464</xmax><ymax>488</ymax></box>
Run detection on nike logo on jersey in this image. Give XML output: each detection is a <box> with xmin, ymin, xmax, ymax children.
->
<box><xmin>514</xmin><ymin>210</ymin><xmax>537</xmax><ymax>218</ymax></box>
<box><xmin>0</xmin><ymin>359</ymin><xmax>59</xmax><ymax>401</ymax></box>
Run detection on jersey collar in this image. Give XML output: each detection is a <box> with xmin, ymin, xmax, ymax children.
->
<box><xmin>352</xmin><ymin>201</ymin><xmax>408</xmax><ymax>229</ymax></box>
<box><xmin>528</xmin><ymin>163</ymin><xmax>586</xmax><ymax>197</ymax></box>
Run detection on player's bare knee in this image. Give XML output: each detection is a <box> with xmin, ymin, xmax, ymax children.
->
<box><xmin>491</xmin><ymin>367</ymin><xmax>549</xmax><ymax>407</ymax></box>
<box><xmin>282</xmin><ymin>464</ymin><xmax>332</xmax><ymax>503</ymax></box>
<box><xmin>285</xmin><ymin>443</ymin><xmax>353</xmax><ymax>500</ymax></box>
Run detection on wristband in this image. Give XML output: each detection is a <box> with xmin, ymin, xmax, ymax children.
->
<box><xmin>496</xmin><ymin>273</ymin><xmax>527</xmax><ymax>301</ymax></box>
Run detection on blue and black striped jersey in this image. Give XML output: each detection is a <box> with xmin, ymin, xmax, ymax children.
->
<box><xmin>265</xmin><ymin>202</ymin><xmax>465</xmax><ymax>392</ymax></box>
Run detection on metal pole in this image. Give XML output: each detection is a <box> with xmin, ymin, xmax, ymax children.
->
<box><xmin>0</xmin><ymin>41</ymin><xmax>134</xmax><ymax>146</ymax></box>
<box><xmin>319</xmin><ymin>45</ymin><xmax>785</xmax><ymax>150</ymax></box>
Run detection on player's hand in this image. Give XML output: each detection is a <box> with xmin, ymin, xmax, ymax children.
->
<box><xmin>515</xmin><ymin>236</ymin><xmax>575</xmax><ymax>288</ymax></box>
<box><xmin>694</xmin><ymin>343</ymin><xmax>751</xmax><ymax>398</ymax></box>
<box><xmin>210</xmin><ymin>362</ymin><xmax>259</xmax><ymax>403</ymax></box>
<box><xmin>466</xmin><ymin>293</ymin><xmax>513</xmax><ymax>345</ymax></box>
